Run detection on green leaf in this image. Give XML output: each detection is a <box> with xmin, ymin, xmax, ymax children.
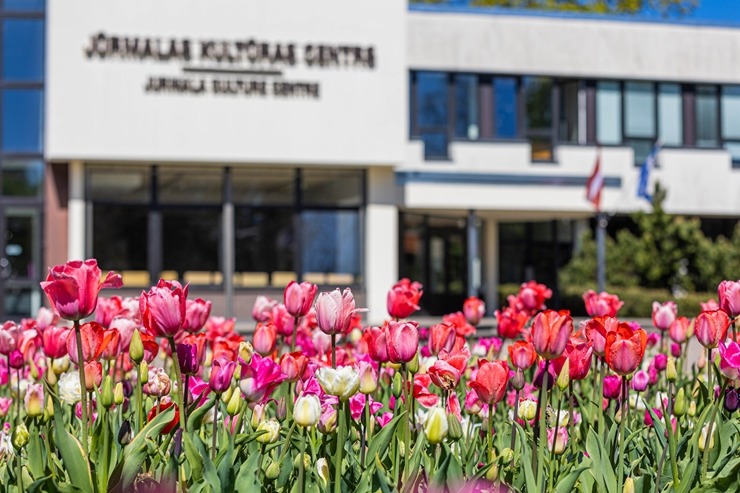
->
<box><xmin>217</xmin><ymin>443</ymin><xmax>235</xmax><ymax>492</ymax></box>
<box><xmin>53</xmin><ymin>418</ymin><xmax>94</xmax><ymax>493</ymax></box>
<box><xmin>364</xmin><ymin>411</ymin><xmax>406</xmax><ymax>468</ymax></box>
<box><xmin>183</xmin><ymin>433</ymin><xmax>204</xmax><ymax>482</ymax></box>
<box><xmin>234</xmin><ymin>452</ymin><xmax>261</xmax><ymax>493</ymax></box>
<box><xmin>555</xmin><ymin>465</ymin><xmax>590</xmax><ymax>493</ymax></box>
<box><xmin>516</xmin><ymin>422</ymin><xmax>539</xmax><ymax>492</ymax></box>
<box><xmin>188</xmin><ymin>396</ymin><xmax>216</xmax><ymax>431</ymax></box>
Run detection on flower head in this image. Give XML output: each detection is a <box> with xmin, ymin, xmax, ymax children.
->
<box><xmin>387</xmin><ymin>278</ymin><xmax>423</xmax><ymax>319</ymax></box>
<box><xmin>139</xmin><ymin>279</ymin><xmax>188</xmax><ymax>339</ymax></box>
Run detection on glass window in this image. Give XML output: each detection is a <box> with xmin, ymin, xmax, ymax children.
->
<box><xmin>2</xmin><ymin>19</ymin><xmax>44</xmax><ymax>81</ymax></box>
<box><xmin>1</xmin><ymin>89</ymin><xmax>43</xmax><ymax>153</ymax></box>
<box><xmin>523</xmin><ymin>77</ymin><xmax>552</xmax><ymax>130</ymax></box>
<box><xmin>696</xmin><ymin>85</ymin><xmax>719</xmax><ymax>148</ymax></box>
<box><xmin>162</xmin><ymin>208</ymin><xmax>221</xmax><ymax>282</ymax></box>
<box><xmin>158</xmin><ymin>167</ymin><xmax>222</xmax><ymax>204</ymax></box>
<box><xmin>559</xmin><ymin>81</ymin><xmax>579</xmax><ymax>143</ymax></box>
<box><xmin>3</xmin><ymin>208</ymin><xmax>39</xmax><ymax>280</ymax></box>
<box><xmin>494</xmin><ymin>77</ymin><xmax>518</xmax><ymax>138</ymax></box>
<box><xmin>415</xmin><ymin>72</ymin><xmax>448</xmax><ymax>159</ymax></box>
<box><xmin>658</xmin><ymin>84</ymin><xmax>683</xmax><ymax>146</ymax></box>
<box><xmin>235</xmin><ymin>208</ymin><xmax>294</xmax><ymax>276</ymax></box>
<box><xmin>92</xmin><ymin>204</ymin><xmax>148</xmax><ymax>272</ymax></box>
<box><xmin>3</xmin><ymin>0</ymin><xmax>45</xmax><ymax>11</ymax></box>
<box><xmin>2</xmin><ymin>159</ymin><xmax>43</xmax><ymax>197</ymax></box>
<box><xmin>624</xmin><ymin>82</ymin><xmax>655</xmax><ymax>138</ymax></box>
<box><xmin>721</xmin><ymin>86</ymin><xmax>740</xmax><ymax>140</ymax></box>
<box><xmin>624</xmin><ymin>139</ymin><xmax>654</xmax><ymax>165</ymax></box>
<box><xmin>596</xmin><ymin>82</ymin><xmax>622</xmax><ymax>145</ymax></box>
<box><xmin>232</xmin><ymin>168</ymin><xmax>294</xmax><ymax>206</ymax></box>
<box><xmin>302</xmin><ymin>210</ymin><xmax>360</xmax><ymax>279</ymax></box>
<box><xmin>88</xmin><ymin>166</ymin><xmax>151</xmax><ymax>203</ymax></box>
<box><xmin>302</xmin><ymin>169</ymin><xmax>363</xmax><ymax>207</ymax></box>
<box><xmin>454</xmin><ymin>74</ymin><xmax>479</xmax><ymax>140</ymax></box>
<box><xmin>725</xmin><ymin>142</ymin><xmax>740</xmax><ymax>164</ymax></box>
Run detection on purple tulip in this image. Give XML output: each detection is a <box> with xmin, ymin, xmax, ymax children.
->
<box><xmin>209</xmin><ymin>357</ymin><xmax>237</xmax><ymax>394</ymax></box>
<box><xmin>177</xmin><ymin>343</ymin><xmax>199</xmax><ymax>376</ymax></box>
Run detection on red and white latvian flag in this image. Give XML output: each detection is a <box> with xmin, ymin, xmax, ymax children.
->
<box><xmin>585</xmin><ymin>151</ymin><xmax>604</xmax><ymax>211</ymax></box>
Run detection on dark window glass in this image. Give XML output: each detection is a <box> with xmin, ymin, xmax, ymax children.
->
<box><xmin>302</xmin><ymin>169</ymin><xmax>363</xmax><ymax>207</ymax></box>
<box><xmin>3</xmin><ymin>209</ymin><xmax>38</xmax><ymax>280</ymax></box>
<box><xmin>162</xmin><ymin>208</ymin><xmax>221</xmax><ymax>282</ymax></box>
<box><xmin>88</xmin><ymin>166</ymin><xmax>151</xmax><ymax>204</ymax></box>
<box><xmin>696</xmin><ymin>85</ymin><xmax>719</xmax><ymax>148</ymax></box>
<box><xmin>625</xmin><ymin>139</ymin><xmax>654</xmax><ymax>165</ymax></box>
<box><xmin>1</xmin><ymin>89</ymin><xmax>43</xmax><ymax>152</ymax></box>
<box><xmin>4</xmin><ymin>288</ymin><xmax>32</xmax><ymax>317</ymax></box>
<box><xmin>3</xmin><ymin>0</ymin><xmax>45</xmax><ymax>11</ymax></box>
<box><xmin>158</xmin><ymin>167</ymin><xmax>222</xmax><ymax>204</ymax></box>
<box><xmin>235</xmin><ymin>208</ymin><xmax>294</xmax><ymax>275</ymax></box>
<box><xmin>415</xmin><ymin>72</ymin><xmax>448</xmax><ymax>159</ymax></box>
<box><xmin>559</xmin><ymin>81</ymin><xmax>579</xmax><ymax>143</ymax></box>
<box><xmin>2</xmin><ymin>159</ymin><xmax>43</xmax><ymax>197</ymax></box>
<box><xmin>92</xmin><ymin>204</ymin><xmax>148</xmax><ymax>272</ymax></box>
<box><xmin>2</xmin><ymin>19</ymin><xmax>44</xmax><ymax>81</ymax></box>
<box><xmin>232</xmin><ymin>168</ymin><xmax>294</xmax><ymax>206</ymax></box>
<box><xmin>302</xmin><ymin>210</ymin><xmax>360</xmax><ymax>281</ymax></box>
<box><xmin>454</xmin><ymin>74</ymin><xmax>479</xmax><ymax>140</ymax></box>
<box><xmin>494</xmin><ymin>77</ymin><xmax>518</xmax><ymax>138</ymax></box>
<box><xmin>523</xmin><ymin>77</ymin><xmax>552</xmax><ymax>131</ymax></box>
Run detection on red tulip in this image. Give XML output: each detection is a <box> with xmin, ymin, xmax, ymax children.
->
<box><xmin>279</xmin><ymin>352</ymin><xmax>308</xmax><ymax>382</ymax></box>
<box><xmin>95</xmin><ymin>296</ymin><xmax>123</xmax><ymax>328</ymax></box>
<box><xmin>718</xmin><ymin>280</ymin><xmax>740</xmax><ymax>318</ymax></box>
<box><xmin>582</xmin><ymin>290</ymin><xmax>623</xmax><ymax>318</ymax></box>
<box><xmin>428</xmin><ymin>346</ymin><xmax>470</xmax><ymax>391</ymax></box>
<box><xmin>518</xmin><ymin>281</ymin><xmax>552</xmax><ymax>314</ymax></box>
<box><xmin>463</xmin><ymin>296</ymin><xmax>486</xmax><ymax>326</ymax></box>
<box><xmin>413</xmin><ymin>373</ymin><xmax>440</xmax><ymax>408</ymax></box>
<box><xmin>386</xmin><ymin>321</ymin><xmax>419</xmax><ymax>364</ymax></box>
<box><xmin>695</xmin><ymin>310</ymin><xmax>731</xmax><ymax>349</ymax></box>
<box><xmin>652</xmin><ymin>301</ymin><xmax>677</xmax><ymax>331</ymax></box>
<box><xmin>100</xmin><ymin>329</ymin><xmax>121</xmax><ymax>360</ymax></box>
<box><xmin>147</xmin><ymin>400</ymin><xmax>180</xmax><ymax>435</ymax></box>
<box><xmin>467</xmin><ymin>359</ymin><xmax>509</xmax><ymax>405</ymax></box>
<box><xmin>584</xmin><ymin>316</ymin><xmax>619</xmax><ymax>357</ymax></box>
<box><xmin>507</xmin><ymin>340</ymin><xmax>537</xmax><ymax>371</ymax></box>
<box><xmin>284</xmin><ymin>281</ymin><xmax>318</xmax><ymax>318</ymax></box>
<box><xmin>553</xmin><ymin>341</ymin><xmax>593</xmax><ymax>381</ymax></box>
<box><xmin>42</xmin><ymin>325</ymin><xmax>71</xmax><ymax>359</ymax></box>
<box><xmin>66</xmin><ymin>322</ymin><xmax>115</xmax><ymax>364</ymax></box>
<box><xmin>669</xmin><ymin>316</ymin><xmax>690</xmax><ymax>344</ymax></box>
<box><xmin>365</xmin><ymin>326</ymin><xmax>389</xmax><ymax>363</ymax></box>
<box><xmin>428</xmin><ymin>322</ymin><xmax>456</xmax><ymax>356</ymax></box>
<box><xmin>442</xmin><ymin>312</ymin><xmax>476</xmax><ymax>338</ymax></box>
<box><xmin>40</xmin><ymin>259</ymin><xmax>122</xmax><ymax>322</ymax></box>
<box><xmin>139</xmin><ymin>279</ymin><xmax>188</xmax><ymax>339</ymax></box>
<box><xmin>253</xmin><ymin>322</ymin><xmax>277</xmax><ymax>356</ymax></box>
<box><xmin>604</xmin><ymin>324</ymin><xmax>647</xmax><ymax>376</ymax></box>
<box><xmin>271</xmin><ymin>304</ymin><xmax>295</xmax><ymax>337</ymax></box>
<box><xmin>182</xmin><ymin>298</ymin><xmax>212</xmax><ymax>333</ymax></box>
<box><xmin>387</xmin><ymin>278</ymin><xmax>423</xmax><ymax>319</ymax></box>
<box><xmin>531</xmin><ymin>310</ymin><xmax>573</xmax><ymax>360</ymax></box>
<box><xmin>494</xmin><ymin>307</ymin><xmax>529</xmax><ymax>339</ymax></box>
<box><xmin>316</xmin><ymin>288</ymin><xmax>366</xmax><ymax>336</ymax></box>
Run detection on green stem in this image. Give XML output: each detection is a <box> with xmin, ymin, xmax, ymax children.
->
<box><xmin>333</xmin><ymin>401</ymin><xmax>346</xmax><ymax>493</ymax></box>
<box><xmin>510</xmin><ymin>389</ymin><xmax>520</xmax><ymax>467</ymax></box>
<box><xmin>292</xmin><ymin>316</ymin><xmax>300</xmax><ymax>353</ymax></box>
<box><xmin>167</xmin><ymin>336</ymin><xmax>186</xmax><ymax>432</ymax></box>
<box><xmin>548</xmin><ymin>389</ymin><xmax>563</xmax><ymax>493</ymax></box>
<box><xmin>299</xmin><ymin>427</ymin><xmax>306</xmax><ymax>492</ymax></box>
<box><xmin>701</xmin><ymin>380</ymin><xmax>727</xmax><ymax>481</ymax></box>
<box><xmin>617</xmin><ymin>378</ymin><xmax>627</xmax><ymax>493</ymax></box>
<box><xmin>331</xmin><ymin>333</ymin><xmax>337</xmax><ymax>369</ymax></box>
<box><xmin>535</xmin><ymin>360</ymin><xmax>550</xmax><ymax>492</ymax></box>
<box><xmin>101</xmin><ymin>410</ymin><xmax>110</xmax><ymax>492</ymax></box>
<box><xmin>403</xmin><ymin>365</ymin><xmax>410</xmax><ymax>485</ymax></box>
<box><xmin>568</xmin><ymin>381</ymin><xmax>575</xmax><ymax>452</ymax></box>
<box><xmin>661</xmin><ymin>389</ymin><xmax>679</xmax><ymax>489</ymax></box>
<box><xmin>488</xmin><ymin>402</ymin><xmax>494</xmax><ymax>461</ymax></box>
<box><xmin>74</xmin><ymin>320</ymin><xmax>89</xmax><ymax>453</ymax></box>
<box><xmin>135</xmin><ymin>363</ymin><xmax>144</xmax><ymax>435</ymax></box>
<box><xmin>212</xmin><ymin>397</ymin><xmax>219</xmax><ymax>460</ymax></box>
<box><xmin>361</xmin><ymin>395</ymin><xmax>369</xmax><ymax>466</ymax></box>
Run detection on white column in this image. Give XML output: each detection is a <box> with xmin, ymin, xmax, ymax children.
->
<box><xmin>484</xmin><ymin>217</ymin><xmax>499</xmax><ymax>312</ymax></box>
<box><xmin>365</xmin><ymin>167</ymin><xmax>399</xmax><ymax>324</ymax></box>
<box><xmin>68</xmin><ymin>160</ymin><xmax>86</xmax><ymax>261</ymax></box>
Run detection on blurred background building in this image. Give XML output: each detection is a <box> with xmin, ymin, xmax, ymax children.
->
<box><xmin>2</xmin><ymin>0</ymin><xmax>740</xmax><ymax>322</ymax></box>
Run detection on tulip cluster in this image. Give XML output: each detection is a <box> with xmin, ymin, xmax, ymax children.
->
<box><xmin>0</xmin><ymin>260</ymin><xmax>739</xmax><ymax>493</ymax></box>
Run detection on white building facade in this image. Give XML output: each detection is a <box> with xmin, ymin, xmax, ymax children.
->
<box><xmin>29</xmin><ymin>1</ymin><xmax>740</xmax><ymax>322</ymax></box>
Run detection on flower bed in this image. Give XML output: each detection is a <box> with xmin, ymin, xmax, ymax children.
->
<box><xmin>0</xmin><ymin>260</ymin><xmax>739</xmax><ymax>492</ymax></box>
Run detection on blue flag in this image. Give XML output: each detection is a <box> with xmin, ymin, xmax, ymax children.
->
<box><xmin>637</xmin><ymin>143</ymin><xmax>661</xmax><ymax>203</ymax></box>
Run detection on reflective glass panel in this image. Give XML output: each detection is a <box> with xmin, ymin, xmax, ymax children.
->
<box><xmin>455</xmin><ymin>74</ymin><xmax>479</xmax><ymax>140</ymax></box>
<box><xmin>2</xmin><ymin>19</ymin><xmax>44</xmax><ymax>81</ymax></box>
<box><xmin>235</xmin><ymin>208</ymin><xmax>294</xmax><ymax>275</ymax></box>
<box><xmin>1</xmin><ymin>89</ymin><xmax>43</xmax><ymax>152</ymax></box>
<box><xmin>301</xmin><ymin>210</ymin><xmax>360</xmax><ymax>279</ymax></box>
<box><xmin>232</xmin><ymin>167</ymin><xmax>294</xmax><ymax>206</ymax></box>
<box><xmin>596</xmin><ymin>82</ymin><xmax>622</xmax><ymax>145</ymax></box>
<box><xmin>494</xmin><ymin>77</ymin><xmax>518</xmax><ymax>138</ymax></box>
<box><xmin>302</xmin><ymin>169</ymin><xmax>363</xmax><ymax>207</ymax></box>
<box><xmin>523</xmin><ymin>77</ymin><xmax>552</xmax><ymax>130</ymax></box>
<box><xmin>88</xmin><ymin>166</ymin><xmax>151</xmax><ymax>203</ymax></box>
<box><xmin>696</xmin><ymin>85</ymin><xmax>719</xmax><ymax>148</ymax></box>
<box><xmin>92</xmin><ymin>204</ymin><xmax>148</xmax><ymax>271</ymax></box>
<box><xmin>2</xmin><ymin>159</ymin><xmax>43</xmax><ymax>197</ymax></box>
<box><xmin>162</xmin><ymin>208</ymin><xmax>221</xmax><ymax>281</ymax></box>
<box><xmin>158</xmin><ymin>167</ymin><xmax>222</xmax><ymax>204</ymax></box>
<box><xmin>658</xmin><ymin>84</ymin><xmax>682</xmax><ymax>146</ymax></box>
<box><xmin>624</xmin><ymin>82</ymin><xmax>655</xmax><ymax>138</ymax></box>
<box><xmin>721</xmin><ymin>86</ymin><xmax>740</xmax><ymax>140</ymax></box>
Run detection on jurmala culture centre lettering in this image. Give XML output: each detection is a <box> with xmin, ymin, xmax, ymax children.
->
<box><xmin>3</xmin><ymin>0</ymin><xmax>740</xmax><ymax>322</ymax></box>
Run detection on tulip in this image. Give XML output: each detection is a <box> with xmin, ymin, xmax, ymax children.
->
<box><xmin>66</xmin><ymin>322</ymin><xmax>115</xmax><ymax>365</ymax></box>
<box><xmin>316</xmin><ymin>288</ymin><xmax>366</xmax><ymax>336</ymax></box>
<box><xmin>674</xmin><ymin>388</ymin><xmax>687</xmax><ymax>416</ymax></box>
<box><xmin>463</xmin><ymin>296</ymin><xmax>486</xmax><ymax>326</ymax></box>
<box><xmin>182</xmin><ymin>298</ymin><xmax>212</xmax><ymax>333</ymax></box>
<box><xmin>582</xmin><ymin>290</ymin><xmax>624</xmax><ymax>318</ymax></box>
<box><xmin>8</xmin><ymin>350</ymin><xmax>23</xmax><ymax>369</ymax></box>
<box><xmin>252</xmin><ymin>296</ymin><xmax>277</xmax><ymax>323</ymax></box>
<box><xmin>423</xmin><ymin>407</ymin><xmax>448</xmax><ymax>444</ymax></box>
<box><xmin>294</xmin><ymin>394</ymin><xmax>322</xmax><ymax>428</ymax></box>
<box><xmin>238</xmin><ymin>354</ymin><xmax>287</xmax><ymax>404</ymax></box>
<box><xmin>271</xmin><ymin>304</ymin><xmax>295</xmax><ymax>337</ymax></box>
<box><xmin>584</xmin><ymin>316</ymin><xmax>618</xmax><ymax>357</ymax></box>
<box><xmin>428</xmin><ymin>322</ymin><xmax>456</xmax><ymax>356</ymax></box>
<box><xmin>129</xmin><ymin>330</ymin><xmax>144</xmax><ymax>364</ymax></box>
<box><xmin>114</xmin><ymin>383</ymin><xmax>124</xmax><ymax>405</ymax></box>
<box><xmin>95</xmin><ymin>296</ymin><xmax>123</xmax><ymax>328</ymax></box>
<box><xmin>176</xmin><ymin>343</ymin><xmax>199</xmax><ymax>376</ymax></box>
<box><xmin>699</xmin><ymin>423</ymin><xmax>715</xmax><ymax>452</ymax></box>
<box><xmin>671</xmin><ymin>343</ymin><xmax>682</xmax><ymax>358</ymax></box>
<box><xmin>666</xmin><ymin>357</ymin><xmax>677</xmax><ymax>382</ymax></box>
<box><xmin>603</xmin><ymin>375</ymin><xmax>622</xmax><ymax>399</ymax></box>
<box><xmin>531</xmin><ymin>310</ymin><xmax>573</xmax><ymax>360</ymax></box>
<box><xmin>631</xmin><ymin>370</ymin><xmax>649</xmax><ymax>392</ymax></box>
<box><xmin>365</xmin><ymin>326</ymin><xmax>389</xmax><ymax>363</ymax></box>
<box><xmin>623</xmin><ymin>478</ymin><xmax>635</xmax><ymax>493</ymax></box>
<box><xmin>468</xmin><ymin>359</ymin><xmax>509</xmax><ymax>405</ymax></box>
<box><xmin>518</xmin><ymin>281</ymin><xmax>552</xmax><ymax>313</ymax></box>
<box><xmin>558</xmin><ymin>341</ymin><xmax>593</xmax><ymax>381</ymax></box>
<box><xmin>652</xmin><ymin>301</ymin><xmax>677</xmax><ymax>332</ymax></box>
<box><xmin>556</xmin><ymin>359</ymin><xmax>570</xmax><ymax>391</ymax></box>
<box><xmin>139</xmin><ymin>279</ymin><xmax>188</xmax><ymax>339</ymax></box>
<box><xmin>24</xmin><ymin>384</ymin><xmax>44</xmax><ymax>418</ymax></box>
<box><xmin>653</xmin><ymin>353</ymin><xmax>667</xmax><ymax>371</ymax></box>
<box><xmin>284</xmin><ymin>281</ymin><xmax>318</xmax><ymax>318</ymax></box>
<box><xmin>724</xmin><ymin>388</ymin><xmax>739</xmax><ymax>413</ymax></box>
<box><xmin>518</xmin><ymin>399</ymin><xmax>537</xmax><ymax>420</ymax></box>
<box><xmin>100</xmin><ymin>375</ymin><xmax>114</xmax><ymax>409</ymax></box>
<box><xmin>695</xmin><ymin>310</ymin><xmax>731</xmax><ymax>349</ymax></box>
<box><xmin>494</xmin><ymin>307</ymin><xmax>529</xmax><ymax>339</ymax></box>
<box><xmin>387</xmin><ymin>278</ymin><xmax>423</xmax><ymax>319</ymax></box>
<box><xmin>83</xmin><ymin>361</ymin><xmax>103</xmax><ymax>391</ymax></box>
<box><xmin>279</xmin><ymin>352</ymin><xmax>308</xmax><ymax>383</ymax></box>
<box><xmin>0</xmin><ymin>321</ymin><xmax>22</xmax><ymax>356</ymax></box>
<box><xmin>40</xmin><ymin>259</ymin><xmax>122</xmax><ymax>321</ymax></box>
<box><xmin>508</xmin><ymin>340</ymin><xmax>537</xmax><ymax>370</ymax></box>
<box><xmin>385</xmin><ymin>320</ymin><xmax>419</xmax><ymax>364</ymax></box>
<box><xmin>357</xmin><ymin>361</ymin><xmax>377</xmax><ymax>394</ymax></box>
<box><xmin>316</xmin><ymin>366</ymin><xmax>359</xmax><ymax>401</ymax></box>
<box><xmin>12</xmin><ymin>423</ymin><xmax>29</xmax><ymax>450</ymax></box>
<box><xmin>669</xmin><ymin>316</ymin><xmax>690</xmax><ymax>344</ymax></box>
<box><xmin>143</xmin><ymin>367</ymin><xmax>171</xmax><ymax>397</ymax></box>
<box><xmin>253</xmin><ymin>322</ymin><xmax>277</xmax><ymax>356</ymax></box>
<box><xmin>209</xmin><ymin>357</ymin><xmax>237</xmax><ymax>394</ymax></box>
<box><xmin>147</xmin><ymin>400</ymin><xmax>179</xmax><ymax>435</ymax></box>
<box><xmin>718</xmin><ymin>341</ymin><xmax>740</xmax><ymax>380</ymax></box>
<box><xmin>256</xmin><ymin>420</ymin><xmax>281</xmax><ymax>444</ymax></box>
<box><xmin>0</xmin><ymin>398</ymin><xmax>12</xmax><ymax>418</ymax></box>
<box><xmin>604</xmin><ymin>324</ymin><xmax>647</xmax><ymax>376</ymax></box>
<box><xmin>42</xmin><ymin>326</ymin><xmax>71</xmax><ymax>360</ymax></box>
<box><xmin>429</xmin><ymin>347</ymin><xmax>470</xmax><ymax>391</ymax></box>
<box><xmin>319</xmin><ymin>406</ymin><xmax>338</xmax><ymax>434</ymax></box>
<box><xmin>547</xmin><ymin>427</ymin><xmax>568</xmax><ymax>455</ymax></box>
<box><xmin>718</xmin><ymin>280</ymin><xmax>740</xmax><ymax>317</ymax></box>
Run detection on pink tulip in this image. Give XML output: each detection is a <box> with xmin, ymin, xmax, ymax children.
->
<box><xmin>284</xmin><ymin>281</ymin><xmax>318</xmax><ymax>318</ymax></box>
<box><xmin>40</xmin><ymin>259</ymin><xmax>122</xmax><ymax>321</ymax></box>
<box><xmin>718</xmin><ymin>280</ymin><xmax>740</xmax><ymax>317</ymax></box>
<box><xmin>463</xmin><ymin>296</ymin><xmax>486</xmax><ymax>326</ymax></box>
<box><xmin>701</xmin><ymin>299</ymin><xmax>720</xmax><ymax>312</ymax></box>
<box><xmin>376</xmin><ymin>411</ymin><xmax>393</xmax><ymax>428</ymax></box>
<box><xmin>632</xmin><ymin>370</ymin><xmax>649</xmax><ymax>391</ymax></box>
<box><xmin>386</xmin><ymin>320</ymin><xmax>419</xmax><ymax>364</ymax></box>
<box><xmin>0</xmin><ymin>397</ymin><xmax>11</xmax><ymax>417</ymax></box>
<box><xmin>653</xmin><ymin>353</ymin><xmax>667</xmax><ymax>371</ymax></box>
<box><xmin>66</xmin><ymin>322</ymin><xmax>115</xmax><ymax>364</ymax></box>
<box><xmin>531</xmin><ymin>310</ymin><xmax>573</xmax><ymax>360</ymax></box>
<box><xmin>349</xmin><ymin>394</ymin><xmax>383</xmax><ymax>421</ymax></box>
<box><xmin>84</xmin><ymin>361</ymin><xmax>103</xmax><ymax>391</ymax></box>
<box><xmin>139</xmin><ymin>279</ymin><xmax>188</xmax><ymax>339</ymax></box>
<box><xmin>602</xmin><ymin>375</ymin><xmax>622</xmax><ymax>399</ymax></box>
<box><xmin>95</xmin><ymin>296</ymin><xmax>123</xmax><ymax>328</ymax></box>
<box><xmin>428</xmin><ymin>322</ymin><xmax>457</xmax><ymax>356</ymax></box>
<box><xmin>365</xmin><ymin>326</ymin><xmax>389</xmax><ymax>363</ymax></box>
<box><xmin>584</xmin><ymin>316</ymin><xmax>618</xmax><ymax>356</ymax></box>
<box><xmin>518</xmin><ymin>281</ymin><xmax>552</xmax><ymax>314</ymax></box>
<box><xmin>428</xmin><ymin>346</ymin><xmax>470</xmax><ymax>391</ymax></box>
<box><xmin>387</xmin><ymin>278</ymin><xmax>423</xmax><ymax>319</ymax></box>
<box><xmin>35</xmin><ymin>307</ymin><xmax>57</xmax><ymax>331</ymax></box>
<box><xmin>468</xmin><ymin>359</ymin><xmax>510</xmax><ymax>405</ymax></box>
<box><xmin>718</xmin><ymin>341</ymin><xmax>740</xmax><ymax>381</ymax></box>
<box><xmin>251</xmin><ymin>295</ymin><xmax>277</xmax><ymax>323</ymax></box>
<box><xmin>671</xmin><ymin>343</ymin><xmax>681</xmax><ymax>358</ymax></box>
<box><xmin>316</xmin><ymin>288</ymin><xmax>366</xmax><ymax>336</ymax></box>
<box><xmin>253</xmin><ymin>322</ymin><xmax>277</xmax><ymax>356</ymax></box>
<box><xmin>652</xmin><ymin>301</ymin><xmax>677</xmax><ymax>331</ymax></box>
<box><xmin>0</xmin><ymin>321</ymin><xmax>22</xmax><ymax>356</ymax></box>
<box><xmin>182</xmin><ymin>298</ymin><xmax>212</xmax><ymax>333</ymax></box>
<box><xmin>695</xmin><ymin>310</ymin><xmax>731</xmax><ymax>349</ymax></box>
<box><xmin>238</xmin><ymin>354</ymin><xmax>287</xmax><ymax>404</ymax></box>
<box><xmin>209</xmin><ymin>357</ymin><xmax>237</xmax><ymax>393</ymax></box>
<box><xmin>271</xmin><ymin>304</ymin><xmax>295</xmax><ymax>337</ymax></box>
<box><xmin>669</xmin><ymin>316</ymin><xmax>690</xmax><ymax>344</ymax></box>
<box><xmin>582</xmin><ymin>290</ymin><xmax>624</xmax><ymax>318</ymax></box>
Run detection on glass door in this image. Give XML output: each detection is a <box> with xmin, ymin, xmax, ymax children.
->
<box><xmin>0</xmin><ymin>207</ymin><xmax>41</xmax><ymax>318</ymax></box>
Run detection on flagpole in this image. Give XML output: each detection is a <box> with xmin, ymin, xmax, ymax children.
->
<box><xmin>596</xmin><ymin>212</ymin><xmax>607</xmax><ymax>293</ymax></box>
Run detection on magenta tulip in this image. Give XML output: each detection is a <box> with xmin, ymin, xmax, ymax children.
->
<box><xmin>284</xmin><ymin>281</ymin><xmax>317</xmax><ymax>318</ymax></box>
<box><xmin>718</xmin><ymin>340</ymin><xmax>740</xmax><ymax>381</ymax></box>
<box><xmin>139</xmin><ymin>279</ymin><xmax>188</xmax><ymax>339</ymax></box>
<box><xmin>385</xmin><ymin>320</ymin><xmax>419</xmax><ymax>364</ymax></box>
<box><xmin>209</xmin><ymin>357</ymin><xmax>237</xmax><ymax>393</ymax></box>
<box><xmin>182</xmin><ymin>298</ymin><xmax>212</xmax><ymax>333</ymax></box>
<box><xmin>718</xmin><ymin>280</ymin><xmax>740</xmax><ymax>317</ymax></box>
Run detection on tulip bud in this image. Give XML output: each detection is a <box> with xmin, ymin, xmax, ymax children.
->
<box><xmin>46</xmin><ymin>367</ymin><xmax>58</xmax><ymax>386</ymax></box>
<box><xmin>317</xmin><ymin>458</ymin><xmax>330</xmax><ymax>486</ymax></box>
<box><xmin>556</xmin><ymin>359</ymin><xmax>570</xmax><ymax>391</ymax></box>
<box><xmin>276</xmin><ymin>398</ymin><xmax>287</xmax><ymax>421</ymax></box>
<box><xmin>139</xmin><ymin>361</ymin><xmax>149</xmax><ymax>384</ymax></box>
<box><xmin>358</xmin><ymin>364</ymin><xmax>378</xmax><ymax>395</ymax></box>
<box><xmin>407</xmin><ymin>352</ymin><xmax>420</xmax><ymax>374</ymax></box>
<box><xmin>486</xmin><ymin>463</ymin><xmax>499</xmax><ymax>482</ymax></box>
<box><xmin>666</xmin><ymin>357</ymin><xmax>677</xmax><ymax>382</ymax></box>
<box><xmin>294</xmin><ymin>394</ymin><xmax>321</xmax><ymax>427</ymax></box>
<box><xmin>518</xmin><ymin>399</ymin><xmax>537</xmax><ymax>421</ymax></box>
<box><xmin>631</xmin><ymin>370</ymin><xmax>649</xmax><ymax>392</ymax></box>
<box><xmin>239</xmin><ymin>341</ymin><xmax>253</xmax><ymax>364</ymax></box>
<box><xmin>29</xmin><ymin>358</ymin><xmax>39</xmax><ymax>380</ymax></box>
<box><xmin>114</xmin><ymin>383</ymin><xmax>124</xmax><ymax>405</ymax></box>
<box><xmin>250</xmin><ymin>403</ymin><xmax>265</xmax><ymax>430</ymax></box>
<box><xmin>221</xmin><ymin>386</ymin><xmax>233</xmax><ymax>404</ymax></box>
<box><xmin>12</xmin><ymin>423</ymin><xmax>29</xmax><ymax>450</ymax></box>
<box><xmin>24</xmin><ymin>384</ymin><xmax>44</xmax><ymax>418</ymax></box>
<box><xmin>53</xmin><ymin>356</ymin><xmax>70</xmax><ymax>375</ymax></box>
<box><xmin>392</xmin><ymin>372</ymin><xmax>403</xmax><ymax>398</ymax></box>
<box><xmin>623</xmin><ymin>477</ymin><xmax>635</xmax><ymax>493</ymax></box>
<box><xmin>673</xmin><ymin>388</ymin><xmax>687</xmax><ymax>417</ymax></box>
<box><xmin>423</xmin><ymin>407</ymin><xmax>448</xmax><ymax>445</ymax></box>
<box><xmin>446</xmin><ymin>414</ymin><xmax>463</xmax><ymax>442</ymax></box>
<box><xmin>725</xmin><ymin>388</ymin><xmax>739</xmax><ymax>413</ymax></box>
<box><xmin>510</xmin><ymin>369</ymin><xmax>525</xmax><ymax>391</ymax></box>
<box><xmin>226</xmin><ymin>388</ymin><xmax>242</xmax><ymax>417</ymax></box>
<box><xmin>100</xmin><ymin>375</ymin><xmax>114</xmax><ymax>409</ymax></box>
<box><xmin>318</xmin><ymin>407</ymin><xmax>337</xmax><ymax>434</ymax></box>
<box><xmin>45</xmin><ymin>396</ymin><xmax>54</xmax><ymax>419</ymax></box>
<box><xmin>256</xmin><ymin>420</ymin><xmax>281</xmax><ymax>444</ymax></box>
<box><xmin>265</xmin><ymin>460</ymin><xmax>280</xmax><ymax>480</ymax></box>
<box><xmin>699</xmin><ymin>423</ymin><xmax>715</xmax><ymax>452</ymax></box>
<box><xmin>118</xmin><ymin>420</ymin><xmax>133</xmax><ymax>446</ymax></box>
<box><xmin>688</xmin><ymin>400</ymin><xmax>697</xmax><ymax>417</ymax></box>
<box><xmin>500</xmin><ymin>447</ymin><xmax>514</xmax><ymax>464</ymax></box>
<box><xmin>130</xmin><ymin>330</ymin><xmax>144</xmax><ymax>364</ymax></box>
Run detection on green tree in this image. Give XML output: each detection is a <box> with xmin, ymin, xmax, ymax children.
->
<box><xmin>412</xmin><ymin>0</ymin><xmax>699</xmax><ymax>17</ymax></box>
